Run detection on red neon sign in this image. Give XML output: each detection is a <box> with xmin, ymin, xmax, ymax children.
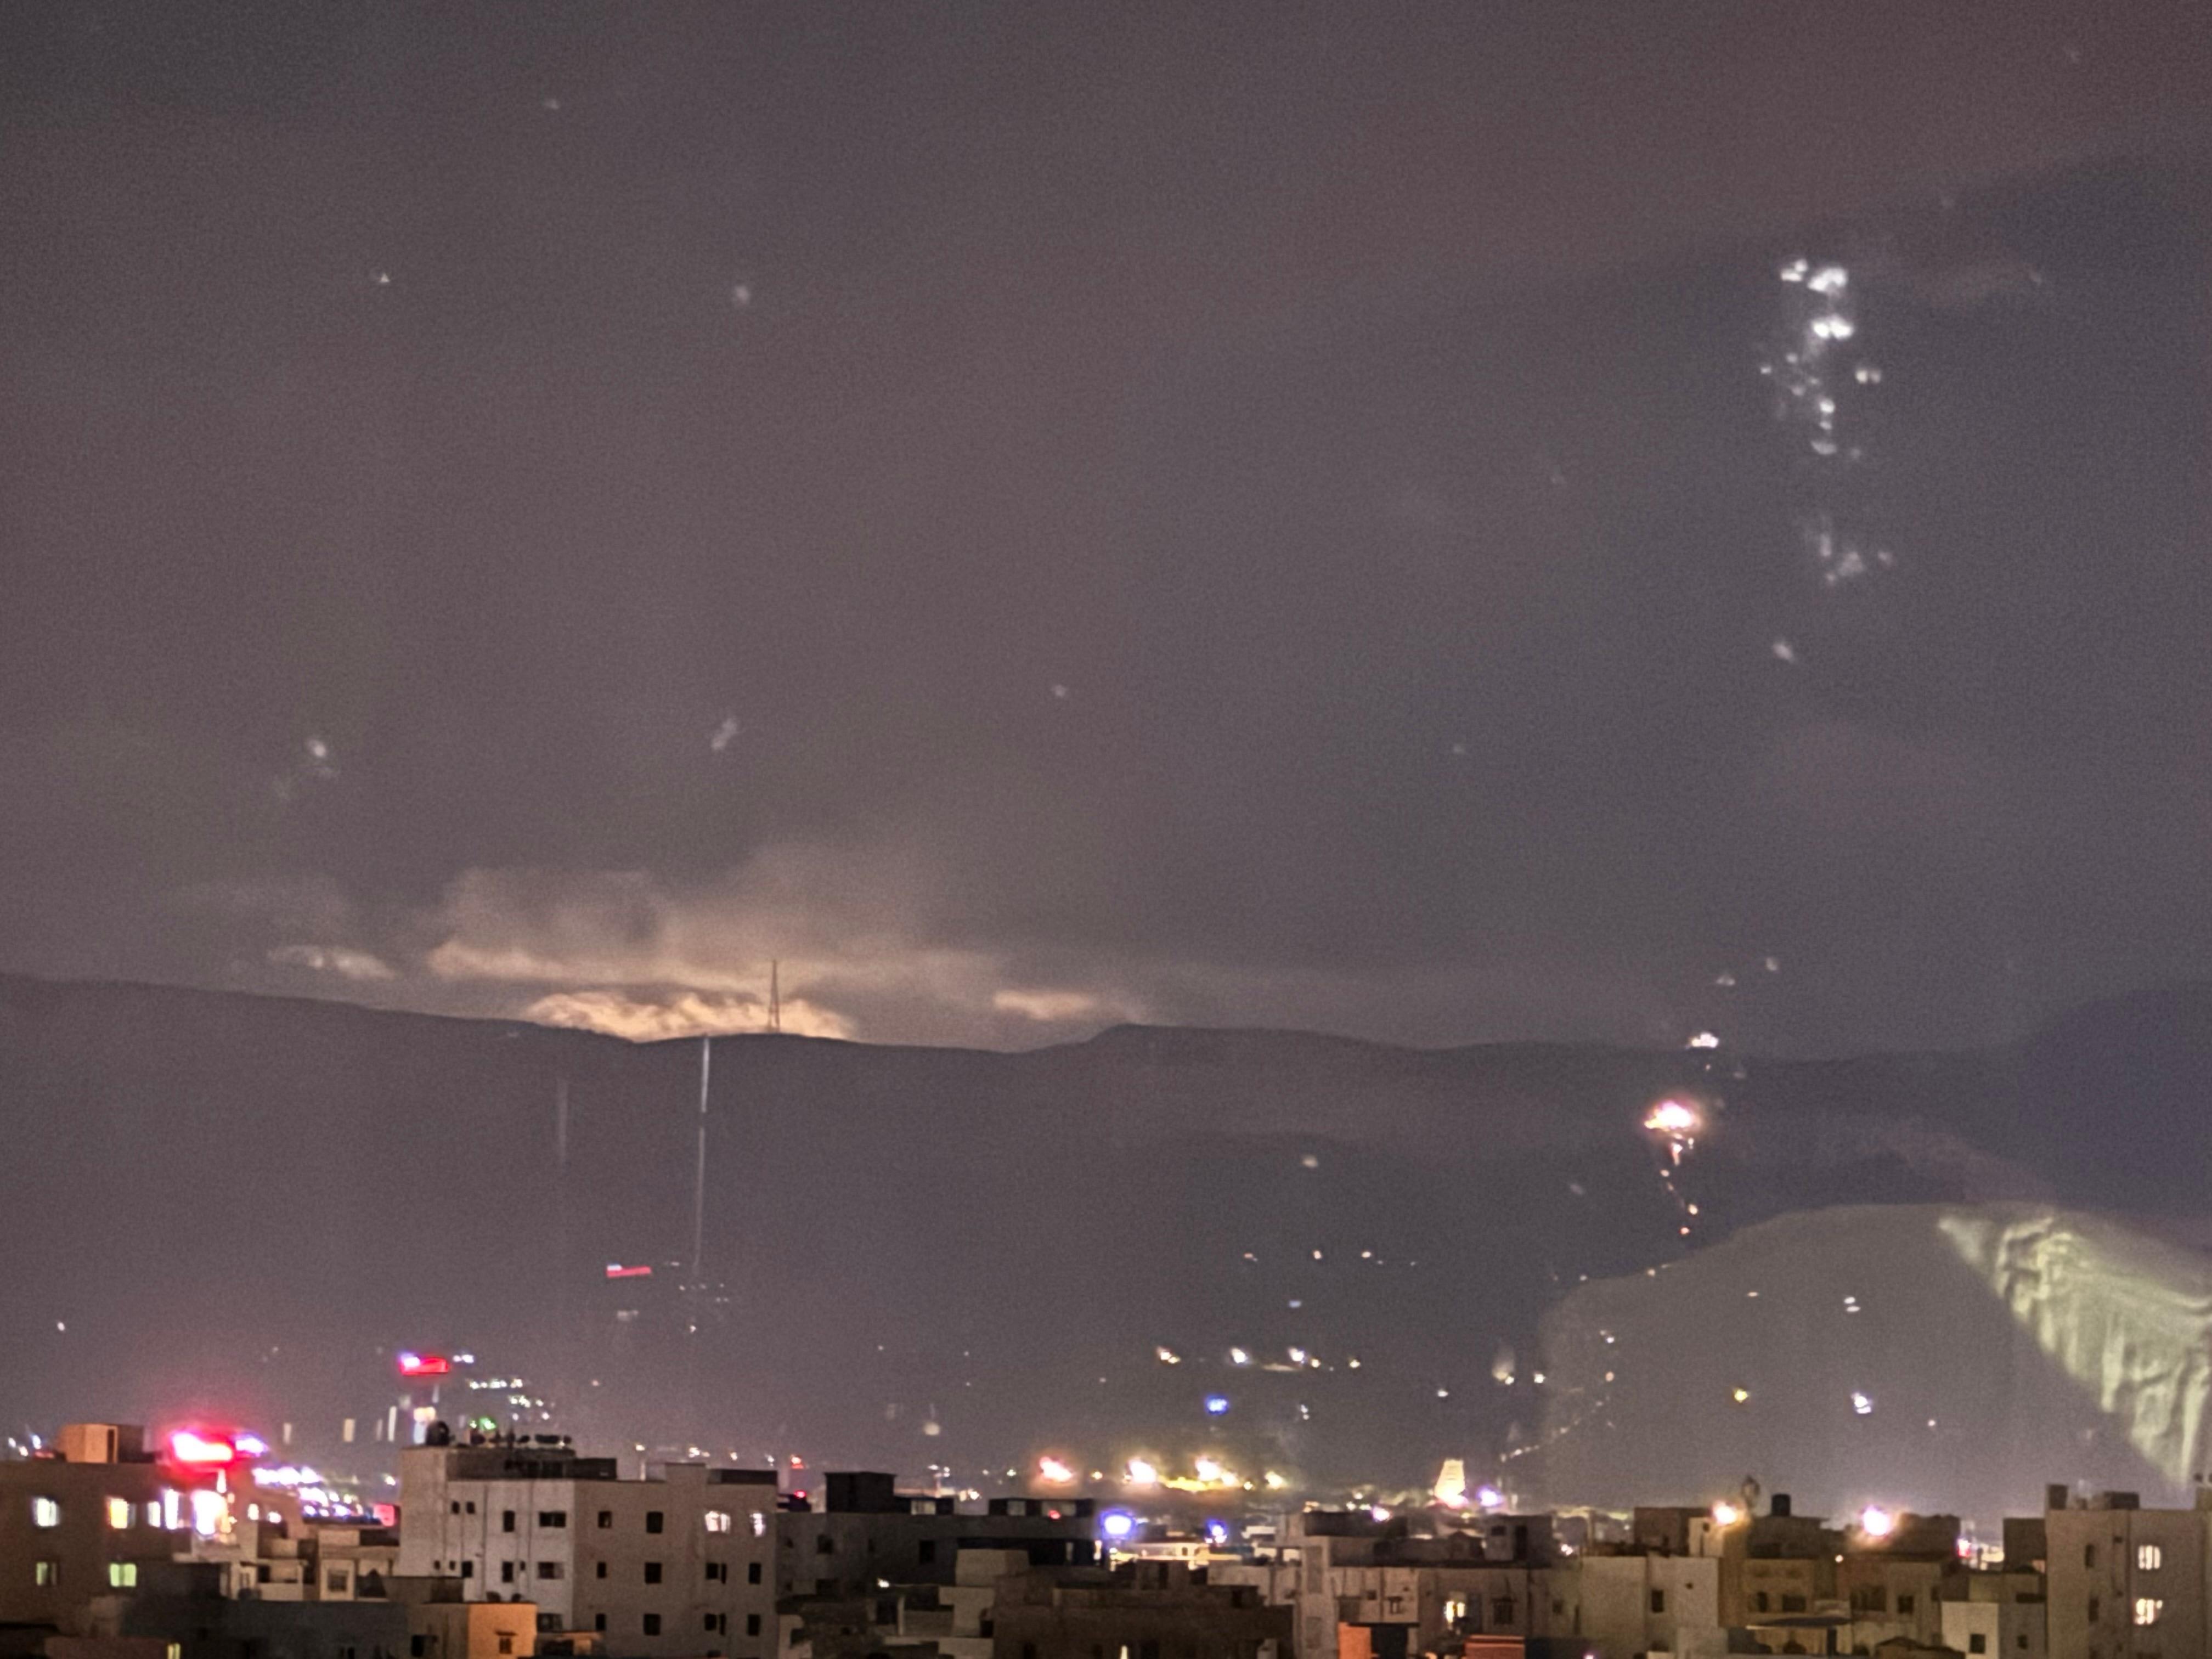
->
<box><xmin>167</xmin><ymin>1429</ymin><xmax>238</xmax><ymax>1466</ymax></box>
<box><xmin>605</xmin><ymin>1263</ymin><xmax>653</xmax><ymax>1279</ymax></box>
<box><xmin>397</xmin><ymin>1351</ymin><xmax>451</xmax><ymax>1376</ymax></box>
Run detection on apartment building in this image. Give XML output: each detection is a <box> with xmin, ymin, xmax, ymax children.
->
<box><xmin>396</xmin><ymin>1435</ymin><xmax>776</xmax><ymax>1659</ymax></box>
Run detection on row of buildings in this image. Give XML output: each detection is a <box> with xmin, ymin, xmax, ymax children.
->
<box><xmin>2</xmin><ymin>1421</ymin><xmax>2208</xmax><ymax>1659</ymax></box>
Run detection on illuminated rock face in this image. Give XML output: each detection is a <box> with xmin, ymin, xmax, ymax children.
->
<box><xmin>1525</xmin><ymin>1205</ymin><xmax>2208</xmax><ymax>1521</ymax></box>
<box><xmin>1938</xmin><ymin>1208</ymin><xmax>2212</xmax><ymax>1489</ymax></box>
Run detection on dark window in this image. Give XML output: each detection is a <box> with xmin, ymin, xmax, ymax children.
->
<box><xmin>597</xmin><ymin>1511</ymin><xmax>612</xmax><ymax>1529</ymax></box>
<box><xmin>1753</xmin><ymin>1593</ymin><xmax>1770</xmax><ymax>1613</ymax></box>
<box><xmin>2086</xmin><ymin>1545</ymin><xmax>2098</xmax><ymax>1569</ymax></box>
<box><xmin>1970</xmin><ymin>1638</ymin><xmax>1987</xmax><ymax>1655</ymax></box>
<box><xmin>449</xmin><ymin>1502</ymin><xmax>460</xmax><ymax>1515</ymax></box>
<box><xmin>646</xmin><ymin>1511</ymin><xmax>664</xmax><ymax>1534</ymax></box>
<box><xmin>496</xmin><ymin>1640</ymin><xmax>511</xmax><ymax>1658</ymax></box>
<box><xmin>1139</xmin><ymin>1643</ymin><xmax>1159</xmax><ymax>1659</ymax></box>
<box><xmin>642</xmin><ymin>1615</ymin><xmax>661</xmax><ymax>1637</ymax></box>
<box><xmin>816</xmin><ymin>1536</ymin><xmax>834</xmax><ymax>1555</ymax></box>
<box><xmin>1781</xmin><ymin>1595</ymin><xmax>1806</xmax><ymax>1613</ymax></box>
<box><xmin>1492</xmin><ymin>1600</ymin><xmax>1514</xmax><ymax>1626</ymax></box>
<box><xmin>747</xmin><ymin>1563</ymin><xmax>761</xmax><ymax>1585</ymax></box>
<box><xmin>593</xmin><ymin>1616</ymin><xmax>606</xmax><ymax>1633</ymax></box>
<box><xmin>466</xmin><ymin>1503</ymin><xmax>476</xmax><ymax>1515</ymax></box>
<box><xmin>461</xmin><ymin>1562</ymin><xmax>473</xmax><ymax>1580</ymax></box>
<box><xmin>596</xmin><ymin>1562</ymin><xmax>607</xmax><ymax>1579</ymax></box>
<box><xmin>2089</xmin><ymin>1599</ymin><xmax>2101</xmax><ymax>1625</ymax></box>
<box><xmin>705</xmin><ymin>1562</ymin><xmax>724</xmax><ymax>1583</ymax></box>
<box><xmin>500</xmin><ymin>1563</ymin><xmax>515</xmax><ymax>1584</ymax></box>
<box><xmin>703</xmin><ymin>1615</ymin><xmax>716</xmax><ymax>1633</ymax></box>
<box><xmin>501</xmin><ymin>1511</ymin><xmax>516</xmax><ymax>1533</ymax></box>
<box><xmin>257</xmin><ymin>1565</ymin><xmax>272</xmax><ymax>1584</ymax></box>
<box><xmin>1650</xmin><ymin>1590</ymin><xmax>1665</xmax><ymax>1615</ymax></box>
<box><xmin>1023</xmin><ymin>1645</ymin><xmax>1038</xmax><ymax>1659</ymax></box>
<box><xmin>537</xmin><ymin>1563</ymin><xmax>560</xmax><ymax>1581</ymax></box>
<box><xmin>645</xmin><ymin>1562</ymin><xmax>663</xmax><ymax>1584</ymax></box>
<box><xmin>1899</xmin><ymin>1594</ymin><xmax>1916</xmax><ymax>1615</ymax></box>
<box><xmin>538</xmin><ymin>1512</ymin><xmax>567</xmax><ymax>1528</ymax></box>
<box><xmin>745</xmin><ymin>1616</ymin><xmax>761</xmax><ymax>1637</ymax></box>
<box><xmin>411</xmin><ymin>1639</ymin><xmax>426</xmax><ymax>1657</ymax></box>
<box><xmin>918</xmin><ymin>1540</ymin><xmax>936</xmax><ymax>1565</ymax></box>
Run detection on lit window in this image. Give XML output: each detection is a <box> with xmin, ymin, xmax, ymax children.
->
<box><xmin>2136</xmin><ymin>1598</ymin><xmax>2164</xmax><ymax>1627</ymax></box>
<box><xmin>2140</xmin><ymin>1544</ymin><xmax>2163</xmax><ymax>1572</ymax></box>
<box><xmin>32</xmin><ymin>1498</ymin><xmax>60</xmax><ymax>1529</ymax></box>
<box><xmin>109</xmin><ymin>1564</ymin><xmax>138</xmax><ymax>1589</ymax></box>
<box><xmin>35</xmin><ymin>1562</ymin><xmax>57</xmax><ymax>1587</ymax></box>
<box><xmin>706</xmin><ymin>1510</ymin><xmax>731</xmax><ymax>1533</ymax></box>
<box><xmin>108</xmin><ymin>1498</ymin><xmax>133</xmax><ymax>1531</ymax></box>
<box><xmin>147</xmin><ymin>1502</ymin><xmax>164</xmax><ymax>1528</ymax></box>
<box><xmin>750</xmin><ymin>1512</ymin><xmax>766</xmax><ymax>1538</ymax></box>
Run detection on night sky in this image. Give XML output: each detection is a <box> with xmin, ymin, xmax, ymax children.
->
<box><xmin>4</xmin><ymin>1</ymin><xmax>2210</xmax><ymax>1055</ymax></box>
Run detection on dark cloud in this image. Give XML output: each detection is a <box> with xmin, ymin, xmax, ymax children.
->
<box><xmin>1</xmin><ymin>2</ymin><xmax>2209</xmax><ymax>1053</ymax></box>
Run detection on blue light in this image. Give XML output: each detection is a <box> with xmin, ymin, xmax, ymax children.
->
<box><xmin>1204</xmin><ymin>1394</ymin><xmax>1231</xmax><ymax>1415</ymax></box>
<box><xmin>1205</xmin><ymin>1520</ymin><xmax>1231</xmax><ymax>1545</ymax></box>
<box><xmin>1101</xmin><ymin>1511</ymin><xmax>1136</xmax><ymax>1541</ymax></box>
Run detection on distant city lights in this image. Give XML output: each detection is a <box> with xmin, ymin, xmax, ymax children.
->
<box><xmin>1101</xmin><ymin>1511</ymin><xmax>1136</xmax><ymax>1541</ymax></box>
<box><xmin>1124</xmin><ymin>1458</ymin><xmax>1159</xmax><ymax>1487</ymax></box>
<box><xmin>1035</xmin><ymin>1456</ymin><xmax>1075</xmax><ymax>1484</ymax></box>
<box><xmin>1204</xmin><ymin>1395</ymin><xmax>1231</xmax><ymax>1415</ymax></box>
<box><xmin>1712</xmin><ymin>1502</ymin><xmax>1743</xmax><ymax>1526</ymax></box>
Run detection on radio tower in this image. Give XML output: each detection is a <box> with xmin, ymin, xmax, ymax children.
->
<box><xmin>768</xmin><ymin>961</ymin><xmax>782</xmax><ymax>1034</ymax></box>
<box><xmin>687</xmin><ymin>1037</ymin><xmax>710</xmax><ymax>1301</ymax></box>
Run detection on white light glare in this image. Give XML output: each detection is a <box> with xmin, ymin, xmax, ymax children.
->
<box><xmin>1859</xmin><ymin>1504</ymin><xmax>1896</xmax><ymax>1538</ymax></box>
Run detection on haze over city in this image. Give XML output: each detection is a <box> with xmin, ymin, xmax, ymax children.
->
<box><xmin>4</xmin><ymin>7</ymin><xmax>2212</xmax><ymax>1659</ymax></box>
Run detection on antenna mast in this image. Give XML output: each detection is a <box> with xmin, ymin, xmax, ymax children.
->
<box><xmin>688</xmin><ymin>1037</ymin><xmax>710</xmax><ymax>1292</ymax></box>
<box><xmin>768</xmin><ymin>960</ymin><xmax>781</xmax><ymax>1033</ymax></box>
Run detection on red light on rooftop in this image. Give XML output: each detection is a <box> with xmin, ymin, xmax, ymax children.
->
<box><xmin>167</xmin><ymin>1429</ymin><xmax>237</xmax><ymax>1466</ymax></box>
<box><xmin>605</xmin><ymin>1264</ymin><xmax>653</xmax><ymax>1279</ymax></box>
<box><xmin>397</xmin><ymin>1351</ymin><xmax>450</xmax><ymax>1376</ymax></box>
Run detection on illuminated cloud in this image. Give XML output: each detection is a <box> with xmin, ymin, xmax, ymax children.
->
<box><xmin>524</xmin><ymin>989</ymin><xmax>853</xmax><ymax>1042</ymax></box>
<box><xmin>266</xmin><ymin>943</ymin><xmax>398</xmax><ymax>982</ymax></box>
<box><xmin>992</xmin><ymin>988</ymin><xmax>1144</xmax><ymax>1024</ymax></box>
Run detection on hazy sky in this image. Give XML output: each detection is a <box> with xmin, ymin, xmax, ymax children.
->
<box><xmin>3</xmin><ymin>1</ymin><xmax>2209</xmax><ymax>1053</ymax></box>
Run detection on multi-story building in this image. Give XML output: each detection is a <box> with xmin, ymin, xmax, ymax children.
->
<box><xmin>774</xmin><ymin>1473</ymin><xmax>1096</xmax><ymax>1600</ymax></box>
<box><xmin>2045</xmin><ymin>1487</ymin><xmax>2209</xmax><ymax>1659</ymax></box>
<box><xmin>0</xmin><ymin>1424</ymin><xmax>208</xmax><ymax>1634</ymax></box>
<box><xmin>988</xmin><ymin>1561</ymin><xmax>1289</xmax><ymax>1659</ymax></box>
<box><xmin>1942</xmin><ymin>1570</ymin><xmax>2049</xmax><ymax>1659</ymax></box>
<box><xmin>396</xmin><ymin>1434</ymin><xmax>776</xmax><ymax>1659</ymax></box>
<box><xmin>1211</xmin><ymin>1510</ymin><xmax>1578</xmax><ymax>1659</ymax></box>
<box><xmin>1574</xmin><ymin>1549</ymin><xmax>1723</xmax><ymax>1658</ymax></box>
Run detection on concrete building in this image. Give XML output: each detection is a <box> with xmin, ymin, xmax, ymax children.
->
<box><xmin>1574</xmin><ymin>1550</ymin><xmax>1723</xmax><ymax>1659</ymax></box>
<box><xmin>774</xmin><ymin>1475</ymin><xmax>1095</xmax><ymax>1601</ymax></box>
<box><xmin>1211</xmin><ymin>1510</ymin><xmax>1578</xmax><ymax>1659</ymax></box>
<box><xmin>0</xmin><ymin>1426</ymin><xmax>206</xmax><ymax>1635</ymax></box>
<box><xmin>396</xmin><ymin>1435</ymin><xmax>776</xmax><ymax>1659</ymax></box>
<box><xmin>1942</xmin><ymin>1571</ymin><xmax>2048</xmax><ymax>1659</ymax></box>
<box><xmin>2044</xmin><ymin>1487</ymin><xmax>2208</xmax><ymax>1659</ymax></box>
<box><xmin>987</xmin><ymin>1561</ymin><xmax>1288</xmax><ymax>1659</ymax></box>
